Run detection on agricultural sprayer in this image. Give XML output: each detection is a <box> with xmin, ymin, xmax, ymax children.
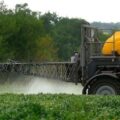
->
<box><xmin>1</xmin><ymin>24</ymin><xmax>120</xmax><ymax>95</ymax></box>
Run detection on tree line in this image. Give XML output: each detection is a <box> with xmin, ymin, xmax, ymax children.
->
<box><xmin>0</xmin><ymin>1</ymin><xmax>108</xmax><ymax>62</ymax></box>
<box><xmin>91</xmin><ymin>22</ymin><xmax>120</xmax><ymax>30</ymax></box>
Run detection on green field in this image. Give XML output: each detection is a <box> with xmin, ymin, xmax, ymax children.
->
<box><xmin>0</xmin><ymin>94</ymin><xmax>120</xmax><ymax>120</ymax></box>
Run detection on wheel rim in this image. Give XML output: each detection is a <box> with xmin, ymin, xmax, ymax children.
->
<box><xmin>96</xmin><ymin>85</ymin><xmax>116</xmax><ymax>95</ymax></box>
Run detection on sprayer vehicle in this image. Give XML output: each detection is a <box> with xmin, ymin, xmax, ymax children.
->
<box><xmin>1</xmin><ymin>24</ymin><xmax>120</xmax><ymax>95</ymax></box>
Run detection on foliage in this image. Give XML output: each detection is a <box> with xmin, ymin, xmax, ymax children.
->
<box><xmin>52</xmin><ymin>18</ymin><xmax>87</xmax><ymax>60</ymax></box>
<box><xmin>35</xmin><ymin>35</ymin><xmax>58</xmax><ymax>61</ymax></box>
<box><xmin>0</xmin><ymin>2</ymin><xmax>55</xmax><ymax>61</ymax></box>
<box><xmin>0</xmin><ymin>0</ymin><xmax>7</xmax><ymax>13</ymax></box>
<box><xmin>0</xmin><ymin>1</ymin><xmax>89</xmax><ymax>61</ymax></box>
<box><xmin>2</xmin><ymin>1</ymin><xmax>113</xmax><ymax>61</ymax></box>
<box><xmin>0</xmin><ymin>94</ymin><xmax>120</xmax><ymax>120</ymax></box>
<box><xmin>98</xmin><ymin>31</ymin><xmax>110</xmax><ymax>42</ymax></box>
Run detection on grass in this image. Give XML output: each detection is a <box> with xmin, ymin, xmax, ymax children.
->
<box><xmin>0</xmin><ymin>94</ymin><xmax>120</xmax><ymax>120</ymax></box>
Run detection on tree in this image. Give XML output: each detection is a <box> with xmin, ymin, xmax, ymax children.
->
<box><xmin>0</xmin><ymin>3</ymin><xmax>45</xmax><ymax>61</ymax></box>
<box><xmin>0</xmin><ymin>2</ymin><xmax>89</xmax><ymax>61</ymax></box>
<box><xmin>0</xmin><ymin>3</ymin><xmax>58</xmax><ymax>61</ymax></box>
<box><xmin>0</xmin><ymin>0</ymin><xmax>6</xmax><ymax>13</ymax></box>
<box><xmin>35</xmin><ymin>35</ymin><xmax>58</xmax><ymax>61</ymax></box>
<box><xmin>40</xmin><ymin>12</ymin><xmax>59</xmax><ymax>34</ymax></box>
<box><xmin>52</xmin><ymin>18</ymin><xmax>87</xmax><ymax>60</ymax></box>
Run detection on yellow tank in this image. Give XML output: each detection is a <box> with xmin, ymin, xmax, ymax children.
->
<box><xmin>102</xmin><ymin>31</ymin><xmax>120</xmax><ymax>55</ymax></box>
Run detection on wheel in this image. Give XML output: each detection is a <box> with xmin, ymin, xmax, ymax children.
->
<box><xmin>88</xmin><ymin>77</ymin><xmax>120</xmax><ymax>95</ymax></box>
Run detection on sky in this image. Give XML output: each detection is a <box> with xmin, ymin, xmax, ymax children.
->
<box><xmin>3</xmin><ymin>0</ymin><xmax>120</xmax><ymax>23</ymax></box>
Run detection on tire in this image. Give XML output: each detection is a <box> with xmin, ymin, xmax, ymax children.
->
<box><xmin>88</xmin><ymin>77</ymin><xmax>120</xmax><ymax>95</ymax></box>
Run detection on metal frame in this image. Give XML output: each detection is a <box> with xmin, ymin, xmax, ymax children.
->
<box><xmin>80</xmin><ymin>25</ymin><xmax>120</xmax><ymax>85</ymax></box>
